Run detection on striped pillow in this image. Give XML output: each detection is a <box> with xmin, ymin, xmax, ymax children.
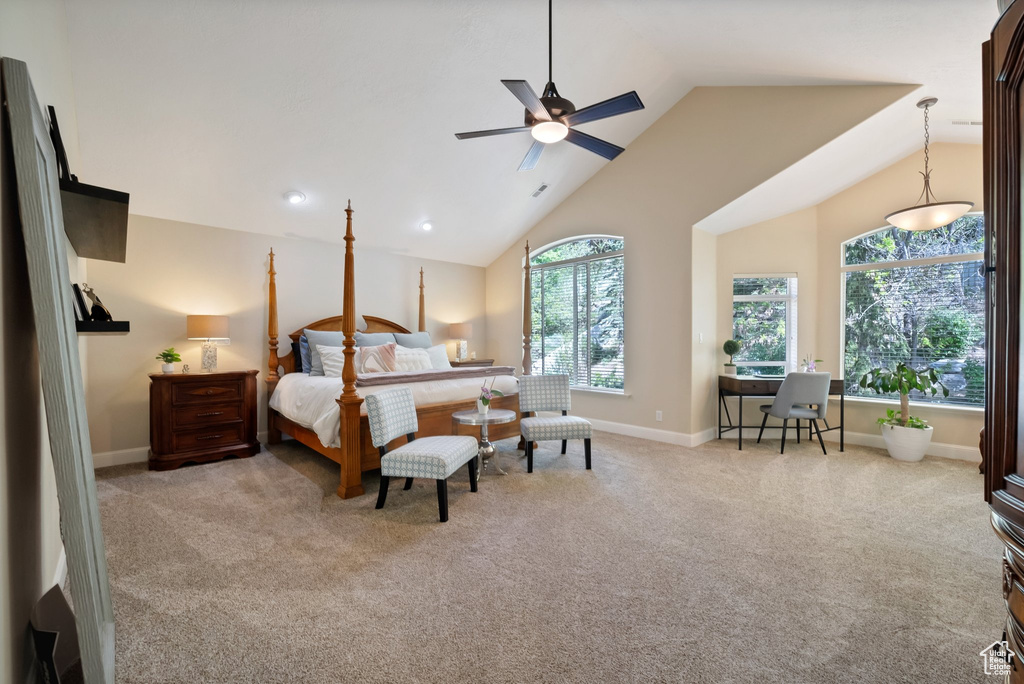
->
<box><xmin>357</xmin><ymin>342</ymin><xmax>396</xmax><ymax>374</ymax></box>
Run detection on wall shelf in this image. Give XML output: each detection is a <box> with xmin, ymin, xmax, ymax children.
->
<box><xmin>75</xmin><ymin>320</ymin><xmax>130</xmax><ymax>335</ymax></box>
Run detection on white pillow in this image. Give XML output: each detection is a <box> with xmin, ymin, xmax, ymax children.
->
<box><xmin>316</xmin><ymin>345</ymin><xmax>359</xmax><ymax>378</ymax></box>
<box><xmin>425</xmin><ymin>344</ymin><xmax>452</xmax><ymax>370</ymax></box>
<box><xmin>394</xmin><ymin>345</ymin><xmax>432</xmax><ymax>372</ymax></box>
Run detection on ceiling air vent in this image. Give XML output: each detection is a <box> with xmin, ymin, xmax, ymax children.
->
<box><xmin>532</xmin><ymin>182</ymin><xmax>549</xmax><ymax>198</ymax></box>
<box><xmin>951</xmin><ymin>119</ymin><xmax>983</xmax><ymax>126</ymax></box>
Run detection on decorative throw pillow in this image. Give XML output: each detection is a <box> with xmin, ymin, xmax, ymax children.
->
<box><xmin>425</xmin><ymin>344</ymin><xmax>452</xmax><ymax>370</ymax></box>
<box><xmin>304</xmin><ymin>329</ymin><xmax>347</xmax><ymax>376</ymax></box>
<box><xmin>394</xmin><ymin>346</ymin><xmax>432</xmax><ymax>372</ymax></box>
<box><xmin>316</xmin><ymin>345</ymin><xmax>347</xmax><ymax>378</ymax></box>
<box><xmin>299</xmin><ymin>335</ymin><xmax>312</xmax><ymax>374</ymax></box>
<box><xmin>357</xmin><ymin>343</ymin><xmax>396</xmax><ymax>373</ymax></box>
<box><xmin>355</xmin><ymin>331</ymin><xmax>396</xmax><ymax>347</ymax></box>
<box><xmin>394</xmin><ymin>331</ymin><xmax>432</xmax><ymax>349</ymax></box>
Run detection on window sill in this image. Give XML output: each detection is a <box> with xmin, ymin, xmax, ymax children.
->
<box><xmin>832</xmin><ymin>395</ymin><xmax>984</xmax><ymax>414</ymax></box>
<box><xmin>570</xmin><ymin>386</ymin><xmax>630</xmax><ymax>397</ymax></box>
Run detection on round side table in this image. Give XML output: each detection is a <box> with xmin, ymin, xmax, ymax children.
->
<box><xmin>451</xmin><ymin>408</ymin><xmax>517</xmax><ymax>477</ymax></box>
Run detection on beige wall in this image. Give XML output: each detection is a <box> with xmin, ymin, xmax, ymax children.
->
<box><xmin>486</xmin><ymin>85</ymin><xmax>913</xmax><ymax>439</ymax></box>
<box><xmin>715</xmin><ymin>143</ymin><xmax>984</xmax><ymax>452</ymax></box>
<box><xmin>83</xmin><ymin>215</ymin><xmax>487</xmax><ymax>458</ymax></box>
<box><xmin>0</xmin><ymin>1</ymin><xmax>82</xmax><ymax>681</ymax></box>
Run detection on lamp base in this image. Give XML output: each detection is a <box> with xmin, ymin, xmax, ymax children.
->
<box><xmin>201</xmin><ymin>342</ymin><xmax>218</xmax><ymax>373</ymax></box>
<box><xmin>456</xmin><ymin>340</ymin><xmax>468</xmax><ymax>362</ymax></box>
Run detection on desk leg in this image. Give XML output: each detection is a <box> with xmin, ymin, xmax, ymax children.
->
<box><xmin>718</xmin><ymin>389</ymin><xmax>723</xmax><ymax>439</ymax></box>
<box><xmin>840</xmin><ymin>392</ymin><xmax>845</xmax><ymax>452</ymax></box>
<box><xmin>738</xmin><ymin>396</ymin><xmax>743</xmax><ymax>451</ymax></box>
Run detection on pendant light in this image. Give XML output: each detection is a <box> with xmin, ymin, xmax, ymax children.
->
<box><xmin>884</xmin><ymin>97</ymin><xmax>973</xmax><ymax>231</ymax></box>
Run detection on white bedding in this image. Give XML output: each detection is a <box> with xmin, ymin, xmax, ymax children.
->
<box><xmin>269</xmin><ymin>371</ymin><xmax>520</xmax><ymax>448</ymax></box>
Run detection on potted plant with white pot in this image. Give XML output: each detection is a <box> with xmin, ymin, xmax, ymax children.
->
<box><xmin>722</xmin><ymin>340</ymin><xmax>741</xmax><ymax>375</ymax></box>
<box><xmin>156</xmin><ymin>347</ymin><xmax>182</xmax><ymax>374</ymax></box>
<box><xmin>859</xmin><ymin>362</ymin><xmax>948</xmax><ymax>462</ymax></box>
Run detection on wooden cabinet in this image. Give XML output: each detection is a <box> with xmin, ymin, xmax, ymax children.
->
<box><xmin>984</xmin><ymin>7</ymin><xmax>1024</xmax><ymax>681</ymax></box>
<box><xmin>149</xmin><ymin>370</ymin><xmax>259</xmax><ymax>471</ymax></box>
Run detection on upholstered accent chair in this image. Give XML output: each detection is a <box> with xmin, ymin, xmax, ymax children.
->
<box><xmin>518</xmin><ymin>374</ymin><xmax>593</xmax><ymax>473</ymax></box>
<box><xmin>365</xmin><ymin>388</ymin><xmax>479</xmax><ymax>522</ymax></box>
<box><xmin>757</xmin><ymin>372</ymin><xmax>832</xmax><ymax>455</ymax></box>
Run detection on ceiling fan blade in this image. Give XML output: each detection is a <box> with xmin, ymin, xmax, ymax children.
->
<box><xmin>565</xmin><ymin>129</ymin><xmax>625</xmax><ymax>161</ymax></box>
<box><xmin>563</xmin><ymin>91</ymin><xmax>645</xmax><ymax>127</ymax></box>
<box><xmin>518</xmin><ymin>140</ymin><xmax>545</xmax><ymax>172</ymax></box>
<box><xmin>501</xmin><ymin>80</ymin><xmax>551</xmax><ymax>121</ymax></box>
<box><xmin>455</xmin><ymin>126</ymin><xmax>532</xmax><ymax>140</ymax></box>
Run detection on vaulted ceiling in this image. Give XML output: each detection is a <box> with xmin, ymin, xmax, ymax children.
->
<box><xmin>62</xmin><ymin>0</ymin><xmax>997</xmax><ymax>266</ymax></box>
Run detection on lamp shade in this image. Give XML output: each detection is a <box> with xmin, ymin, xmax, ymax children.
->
<box><xmin>187</xmin><ymin>315</ymin><xmax>229</xmax><ymax>341</ymax></box>
<box><xmin>884</xmin><ymin>201</ymin><xmax>974</xmax><ymax>232</ymax></box>
<box><xmin>449</xmin><ymin>322</ymin><xmax>472</xmax><ymax>339</ymax></box>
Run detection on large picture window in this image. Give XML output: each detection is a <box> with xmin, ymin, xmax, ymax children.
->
<box><xmin>842</xmin><ymin>214</ymin><xmax>985</xmax><ymax>406</ymax></box>
<box><xmin>530</xmin><ymin>237</ymin><xmax>624</xmax><ymax>391</ymax></box>
<box><xmin>732</xmin><ymin>275</ymin><xmax>797</xmax><ymax>376</ymax></box>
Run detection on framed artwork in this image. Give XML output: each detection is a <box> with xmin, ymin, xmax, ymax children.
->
<box><xmin>2</xmin><ymin>57</ymin><xmax>114</xmax><ymax>682</ymax></box>
<box><xmin>71</xmin><ymin>282</ymin><xmax>88</xmax><ymax>321</ymax></box>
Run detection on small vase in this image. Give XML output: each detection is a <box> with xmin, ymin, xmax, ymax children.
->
<box><xmin>161</xmin><ymin>363</ymin><xmax>174</xmax><ymax>374</ymax></box>
<box><xmin>477</xmin><ymin>399</ymin><xmax>489</xmax><ymax>414</ymax></box>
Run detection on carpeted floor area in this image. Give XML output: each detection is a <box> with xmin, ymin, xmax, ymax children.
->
<box><xmin>95</xmin><ymin>432</ymin><xmax>1002</xmax><ymax>683</ymax></box>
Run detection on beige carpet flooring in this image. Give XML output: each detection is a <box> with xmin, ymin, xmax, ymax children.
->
<box><xmin>95</xmin><ymin>432</ymin><xmax>1002</xmax><ymax>683</ymax></box>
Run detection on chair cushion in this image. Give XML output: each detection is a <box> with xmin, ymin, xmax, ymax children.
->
<box><xmin>759</xmin><ymin>404</ymin><xmax>819</xmax><ymax>419</ymax></box>
<box><xmin>381</xmin><ymin>436</ymin><xmax>479</xmax><ymax>480</ymax></box>
<box><xmin>520</xmin><ymin>415</ymin><xmax>592</xmax><ymax>441</ymax></box>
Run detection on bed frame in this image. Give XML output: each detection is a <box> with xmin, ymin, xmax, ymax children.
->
<box><xmin>265</xmin><ymin>201</ymin><xmax>532</xmax><ymax>498</ymax></box>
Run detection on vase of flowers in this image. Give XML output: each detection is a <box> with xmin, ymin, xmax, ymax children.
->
<box><xmin>801</xmin><ymin>354</ymin><xmax>823</xmax><ymax>372</ymax></box>
<box><xmin>477</xmin><ymin>378</ymin><xmax>504</xmax><ymax>414</ymax></box>
<box><xmin>156</xmin><ymin>347</ymin><xmax>182</xmax><ymax>374</ymax></box>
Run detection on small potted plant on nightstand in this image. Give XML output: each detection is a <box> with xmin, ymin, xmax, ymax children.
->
<box><xmin>859</xmin><ymin>362</ymin><xmax>948</xmax><ymax>462</ymax></box>
<box><xmin>722</xmin><ymin>339</ymin><xmax>741</xmax><ymax>375</ymax></box>
<box><xmin>156</xmin><ymin>347</ymin><xmax>181</xmax><ymax>374</ymax></box>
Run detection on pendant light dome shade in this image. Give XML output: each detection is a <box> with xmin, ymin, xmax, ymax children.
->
<box><xmin>885</xmin><ymin>97</ymin><xmax>974</xmax><ymax>231</ymax></box>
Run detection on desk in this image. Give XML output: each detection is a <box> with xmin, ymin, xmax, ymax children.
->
<box><xmin>718</xmin><ymin>375</ymin><xmax>844</xmax><ymax>451</ymax></box>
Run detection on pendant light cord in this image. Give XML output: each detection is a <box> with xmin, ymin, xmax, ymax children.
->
<box><xmin>548</xmin><ymin>0</ymin><xmax>553</xmax><ymax>84</ymax></box>
<box><xmin>916</xmin><ymin>102</ymin><xmax>937</xmax><ymax>205</ymax></box>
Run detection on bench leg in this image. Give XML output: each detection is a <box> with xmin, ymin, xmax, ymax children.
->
<box><xmin>375</xmin><ymin>475</ymin><xmax>390</xmax><ymax>509</ymax></box>
<box><xmin>436</xmin><ymin>479</ymin><xmax>448</xmax><ymax>523</ymax></box>
<box><xmin>468</xmin><ymin>458</ymin><xmax>478</xmax><ymax>492</ymax></box>
<box><xmin>561</xmin><ymin>439</ymin><xmax>567</xmax><ymax>454</ymax></box>
<box><xmin>584</xmin><ymin>438</ymin><xmax>592</xmax><ymax>470</ymax></box>
<box><xmin>403</xmin><ymin>477</ymin><xmax>413</xmax><ymax>490</ymax></box>
<box><xmin>526</xmin><ymin>441</ymin><xmax>534</xmax><ymax>473</ymax></box>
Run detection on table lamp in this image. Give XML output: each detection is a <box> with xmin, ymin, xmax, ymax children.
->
<box><xmin>449</xmin><ymin>322</ymin><xmax>472</xmax><ymax>361</ymax></box>
<box><xmin>187</xmin><ymin>315</ymin><xmax>230</xmax><ymax>373</ymax></box>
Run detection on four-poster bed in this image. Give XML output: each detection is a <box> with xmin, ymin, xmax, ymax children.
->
<box><xmin>265</xmin><ymin>202</ymin><xmax>530</xmax><ymax>499</ymax></box>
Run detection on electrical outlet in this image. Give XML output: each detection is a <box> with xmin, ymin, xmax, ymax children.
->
<box><xmin>656</xmin><ymin>410</ymin><xmax>663</xmax><ymax>422</ymax></box>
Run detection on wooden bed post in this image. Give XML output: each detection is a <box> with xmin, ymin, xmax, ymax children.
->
<box><xmin>266</xmin><ymin>248</ymin><xmax>282</xmax><ymax>443</ymax></box>
<box><xmin>523</xmin><ymin>241</ymin><xmax>532</xmax><ymax>376</ymax></box>
<box><xmin>418</xmin><ymin>267</ymin><xmax>426</xmax><ymax>332</ymax></box>
<box><xmin>336</xmin><ymin>200</ymin><xmax>365</xmax><ymax>499</ymax></box>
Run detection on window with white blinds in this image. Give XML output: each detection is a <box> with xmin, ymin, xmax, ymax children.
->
<box><xmin>530</xmin><ymin>237</ymin><xmax>624</xmax><ymax>391</ymax></box>
<box><xmin>842</xmin><ymin>214</ymin><xmax>985</xmax><ymax>406</ymax></box>
<box><xmin>732</xmin><ymin>275</ymin><xmax>798</xmax><ymax>376</ymax></box>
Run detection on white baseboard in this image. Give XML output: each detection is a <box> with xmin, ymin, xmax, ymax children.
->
<box><xmin>92</xmin><ymin>446</ymin><xmax>149</xmax><ymax>469</ymax></box>
<box><xmin>583</xmin><ymin>417</ymin><xmax>714</xmax><ymax>448</ymax></box>
<box><xmin>716</xmin><ymin>425</ymin><xmax>980</xmax><ymax>462</ymax></box>
<box><xmin>52</xmin><ymin>545</ymin><xmax>67</xmax><ymax>588</ymax></box>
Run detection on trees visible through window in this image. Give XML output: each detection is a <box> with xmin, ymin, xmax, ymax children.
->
<box><xmin>732</xmin><ymin>276</ymin><xmax>797</xmax><ymax>376</ymax></box>
<box><xmin>530</xmin><ymin>237</ymin><xmax>624</xmax><ymax>391</ymax></box>
<box><xmin>842</xmin><ymin>214</ymin><xmax>985</xmax><ymax>406</ymax></box>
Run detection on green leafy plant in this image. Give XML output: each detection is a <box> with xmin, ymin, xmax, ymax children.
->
<box><xmin>156</xmin><ymin>347</ymin><xmax>181</xmax><ymax>364</ymax></box>
<box><xmin>722</xmin><ymin>339</ymin><xmax>741</xmax><ymax>366</ymax></box>
<box><xmin>859</xmin><ymin>362</ymin><xmax>949</xmax><ymax>429</ymax></box>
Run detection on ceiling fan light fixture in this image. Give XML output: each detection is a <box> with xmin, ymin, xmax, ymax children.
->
<box><xmin>885</xmin><ymin>97</ymin><xmax>974</xmax><ymax>231</ymax></box>
<box><xmin>531</xmin><ymin>120</ymin><xmax>568</xmax><ymax>143</ymax></box>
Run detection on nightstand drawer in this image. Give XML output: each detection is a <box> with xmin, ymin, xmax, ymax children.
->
<box><xmin>173</xmin><ymin>403</ymin><xmax>243</xmax><ymax>429</ymax></box>
<box><xmin>173</xmin><ymin>423</ymin><xmax>245</xmax><ymax>452</ymax></box>
<box><xmin>172</xmin><ymin>380</ymin><xmax>243</xmax><ymax>406</ymax></box>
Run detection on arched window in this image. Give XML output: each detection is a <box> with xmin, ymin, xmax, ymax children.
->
<box><xmin>841</xmin><ymin>214</ymin><xmax>985</xmax><ymax>406</ymax></box>
<box><xmin>530</xmin><ymin>236</ymin><xmax>624</xmax><ymax>391</ymax></box>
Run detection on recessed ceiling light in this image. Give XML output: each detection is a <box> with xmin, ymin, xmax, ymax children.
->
<box><xmin>420</xmin><ymin>220</ymin><xmax>433</xmax><ymax>231</ymax></box>
<box><xmin>284</xmin><ymin>191</ymin><xmax>306</xmax><ymax>204</ymax></box>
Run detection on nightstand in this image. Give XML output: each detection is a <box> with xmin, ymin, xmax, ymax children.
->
<box><xmin>149</xmin><ymin>370</ymin><xmax>259</xmax><ymax>471</ymax></box>
<box><xmin>451</xmin><ymin>359</ymin><xmax>494</xmax><ymax>367</ymax></box>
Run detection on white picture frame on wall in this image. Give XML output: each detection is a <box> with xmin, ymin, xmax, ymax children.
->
<box><xmin>2</xmin><ymin>57</ymin><xmax>114</xmax><ymax>683</ymax></box>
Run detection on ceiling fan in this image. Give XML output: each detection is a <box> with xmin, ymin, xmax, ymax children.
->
<box><xmin>455</xmin><ymin>0</ymin><xmax>645</xmax><ymax>171</ymax></box>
